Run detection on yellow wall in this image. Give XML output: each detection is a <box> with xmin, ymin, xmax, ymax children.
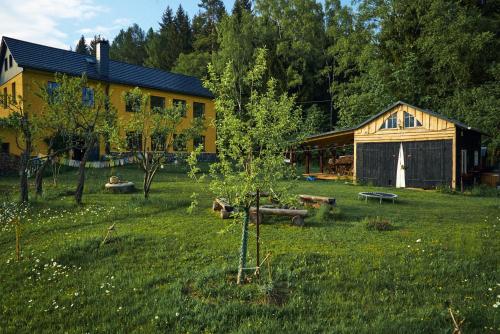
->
<box><xmin>0</xmin><ymin>73</ymin><xmax>24</xmax><ymax>155</ymax></box>
<box><xmin>353</xmin><ymin>103</ymin><xmax>457</xmax><ymax>187</ymax></box>
<box><xmin>0</xmin><ymin>69</ymin><xmax>216</xmax><ymax>157</ymax></box>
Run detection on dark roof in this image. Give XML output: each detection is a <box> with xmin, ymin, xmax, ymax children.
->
<box><xmin>1</xmin><ymin>36</ymin><xmax>213</xmax><ymax>99</ymax></box>
<box><xmin>306</xmin><ymin>101</ymin><xmax>485</xmax><ymax>141</ymax></box>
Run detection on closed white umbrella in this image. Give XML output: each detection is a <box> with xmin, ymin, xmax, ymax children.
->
<box><xmin>396</xmin><ymin>142</ymin><xmax>405</xmax><ymax>188</ymax></box>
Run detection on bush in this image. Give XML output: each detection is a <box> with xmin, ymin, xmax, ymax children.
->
<box><xmin>470</xmin><ymin>184</ymin><xmax>499</xmax><ymax>197</ymax></box>
<box><xmin>365</xmin><ymin>217</ymin><xmax>394</xmax><ymax>231</ymax></box>
<box><xmin>315</xmin><ymin>204</ymin><xmax>334</xmax><ymax>223</ymax></box>
<box><xmin>436</xmin><ymin>184</ymin><xmax>455</xmax><ymax>194</ymax></box>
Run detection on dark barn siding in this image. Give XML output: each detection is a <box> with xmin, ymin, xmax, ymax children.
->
<box><xmin>356</xmin><ymin>140</ymin><xmax>452</xmax><ymax>188</ymax></box>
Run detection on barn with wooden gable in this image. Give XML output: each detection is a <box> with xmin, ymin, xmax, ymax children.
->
<box><xmin>302</xmin><ymin>101</ymin><xmax>484</xmax><ymax>189</ymax></box>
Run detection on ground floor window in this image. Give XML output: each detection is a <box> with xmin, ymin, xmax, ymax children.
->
<box><xmin>126</xmin><ymin>132</ymin><xmax>142</xmax><ymax>151</ymax></box>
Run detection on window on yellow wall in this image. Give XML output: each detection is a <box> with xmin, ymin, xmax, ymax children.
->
<box><xmin>11</xmin><ymin>83</ymin><xmax>16</xmax><ymax>103</ymax></box>
<box><xmin>193</xmin><ymin>102</ymin><xmax>205</xmax><ymax>118</ymax></box>
<box><xmin>126</xmin><ymin>132</ymin><xmax>142</xmax><ymax>151</ymax></box>
<box><xmin>193</xmin><ymin>135</ymin><xmax>205</xmax><ymax>151</ymax></box>
<box><xmin>1</xmin><ymin>143</ymin><xmax>9</xmax><ymax>154</ymax></box>
<box><xmin>3</xmin><ymin>87</ymin><xmax>7</xmax><ymax>108</ymax></box>
<box><xmin>150</xmin><ymin>96</ymin><xmax>165</xmax><ymax>112</ymax></box>
<box><xmin>82</xmin><ymin>87</ymin><xmax>94</xmax><ymax>107</ymax></box>
<box><xmin>173</xmin><ymin>133</ymin><xmax>187</xmax><ymax>151</ymax></box>
<box><xmin>47</xmin><ymin>81</ymin><xmax>60</xmax><ymax>105</ymax></box>
<box><xmin>173</xmin><ymin>99</ymin><xmax>187</xmax><ymax>117</ymax></box>
<box><xmin>151</xmin><ymin>132</ymin><xmax>166</xmax><ymax>151</ymax></box>
<box><xmin>125</xmin><ymin>92</ymin><xmax>141</xmax><ymax>112</ymax></box>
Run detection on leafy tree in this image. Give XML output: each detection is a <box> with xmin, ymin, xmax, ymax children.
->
<box><xmin>213</xmin><ymin>9</ymin><xmax>261</xmax><ymax>112</ymax></box>
<box><xmin>110</xmin><ymin>24</ymin><xmax>148</xmax><ymax>65</ymax></box>
<box><xmin>0</xmin><ymin>96</ymin><xmax>37</xmax><ymax>203</ymax></box>
<box><xmin>43</xmin><ymin>74</ymin><xmax>117</xmax><ymax>205</ymax></box>
<box><xmin>172</xmin><ymin>51</ymin><xmax>211</xmax><ymax>78</ymax></box>
<box><xmin>192</xmin><ymin>0</ymin><xmax>226</xmax><ymax>52</ymax></box>
<box><xmin>122</xmin><ymin>88</ymin><xmax>203</xmax><ymax>199</ymax></box>
<box><xmin>145</xmin><ymin>5</ymin><xmax>193</xmax><ymax>71</ymax></box>
<box><xmin>203</xmin><ymin>48</ymin><xmax>303</xmax><ymax>284</ymax></box>
<box><xmin>255</xmin><ymin>0</ymin><xmax>327</xmax><ymax>102</ymax></box>
<box><xmin>75</xmin><ymin>35</ymin><xmax>90</xmax><ymax>55</ymax></box>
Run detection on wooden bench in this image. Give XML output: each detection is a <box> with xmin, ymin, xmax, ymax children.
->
<box><xmin>299</xmin><ymin>194</ymin><xmax>336</xmax><ymax>208</ymax></box>
<box><xmin>249</xmin><ymin>207</ymin><xmax>308</xmax><ymax>226</ymax></box>
<box><xmin>212</xmin><ymin>198</ymin><xmax>234</xmax><ymax>219</ymax></box>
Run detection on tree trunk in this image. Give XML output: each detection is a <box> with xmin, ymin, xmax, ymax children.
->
<box><xmin>35</xmin><ymin>158</ymin><xmax>51</xmax><ymax>196</ymax></box>
<box><xmin>74</xmin><ymin>138</ymin><xmax>95</xmax><ymax>205</ymax></box>
<box><xmin>143</xmin><ymin>170</ymin><xmax>151</xmax><ymax>199</ymax></box>
<box><xmin>19</xmin><ymin>152</ymin><xmax>29</xmax><ymax>203</ymax></box>
<box><xmin>237</xmin><ymin>207</ymin><xmax>250</xmax><ymax>285</ymax></box>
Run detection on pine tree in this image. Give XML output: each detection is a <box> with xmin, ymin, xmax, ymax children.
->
<box><xmin>75</xmin><ymin>35</ymin><xmax>89</xmax><ymax>55</ymax></box>
<box><xmin>110</xmin><ymin>24</ymin><xmax>147</xmax><ymax>65</ymax></box>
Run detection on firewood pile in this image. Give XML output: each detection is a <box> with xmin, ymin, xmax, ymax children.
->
<box><xmin>328</xmin><ymin>155</ymin><xmax>353</xmax><ymax>176</ymax></box>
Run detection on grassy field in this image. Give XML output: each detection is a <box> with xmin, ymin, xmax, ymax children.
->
<box><xmin>0</xmin><ymin>165</ymin><xmax>499</xmax><ymax>333</ymax></box>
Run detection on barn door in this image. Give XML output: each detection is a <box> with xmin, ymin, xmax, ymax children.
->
<box><xmin>356</xmin><ymin>142</ymin><xmax>399</xmax><ymax>186</ymax></box>
<box><xmin>403</xmin><ymin>140</ymin><xmax>452</xmax><ymax>188</ymax></box>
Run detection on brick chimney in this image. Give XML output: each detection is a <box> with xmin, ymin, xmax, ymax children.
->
<box><xmin>96</xmin><ymin>40</ymin><xmax>109</xmax><ymax>78</ymax></box>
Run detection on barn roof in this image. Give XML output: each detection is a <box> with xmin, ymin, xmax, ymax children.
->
<box><xmin>306</xmin><ymin>101</ymin><xmax>485</xmax><ymax>143</ymax></box>
<box><xmin>1</xmin><ymin>36</ymin><xmax>213</xmax><ymax>99</ymax></box>
<box><xmin>356</xmin><ymin>101</ymin><xmax>483</xmax><ymax>133</ymax></box>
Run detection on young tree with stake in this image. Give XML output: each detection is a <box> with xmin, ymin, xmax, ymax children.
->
<box><xmin>203</xmin><ymin>48</ymin><xmax>303</xmax><ymax>284</ymax></box>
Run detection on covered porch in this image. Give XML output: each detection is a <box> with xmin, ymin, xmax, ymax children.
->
<box><xmin>297</xmin><ymin>128</ymin><xmax>355</xmax><ymax>180</ymax></box>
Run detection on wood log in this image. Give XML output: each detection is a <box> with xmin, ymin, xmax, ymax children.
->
<box><xmin>220</xmin><ymin>209</ymin><xmax>231</xmax><ymax>219</ymax></box>
<box><xmin>250</xmin><ymin>207</ymin><xmax>308</xmax><ymax>217</ymax></box>
<box><xmin>214</xmin><ymin>198</ymin><xmax>234</xmax><ymax>212</ymax></box>
<box><xmin>299</xmin><ymin>195</ymin><xmax>336</xmax><ymax>206</ymax></box>
<box><xmin>292</xmin><ymin>215</ymin><xmax>305</xmax><ymax>226</ymax></box>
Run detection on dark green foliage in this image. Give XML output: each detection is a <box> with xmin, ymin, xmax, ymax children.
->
<box><xmin>364</xmin><ymin>217</ymin><xmax>394</xmax><ymax>231</ymax></box>
<box><xmin>75</xmin><ymin>35</ymin><xmax>89</xmax><ymax>55</ymax></box>
<box><xmin>470</xmin><ymin>184</ymin><xmax>499</xmax><ymax>197</ymax></box>
<box><xmin>110</xmin><ymin>24</ymin><xmax>148</xmax><ymax>65</ymax></box>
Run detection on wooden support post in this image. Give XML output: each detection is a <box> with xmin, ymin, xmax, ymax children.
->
<box><xmin>319</xmin><ymin>150</ymin><xmax>324</xmax><ymax>174</ymax></box>
<box><xmin>305</xmin><ymin>149</ymin><xmax>310</xmax><ymax>174</ymax></box>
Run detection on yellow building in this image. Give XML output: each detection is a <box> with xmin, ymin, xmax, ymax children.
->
<box><xmin>0</xmin><ymin>36</ymin><xmax>215</xmax><ymax>160</ymax></box>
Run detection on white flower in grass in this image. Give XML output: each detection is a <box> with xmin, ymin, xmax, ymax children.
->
<box><xmin>176</xmin><ymin>312</ymin><xmax>179</xmax><ymax>317</ymax></box>
<box><xmin>416</xmin><ymin>239</ymin><xmax>421</xmax><ymax>243</ymax></box>
<box><xmin>155</xmin><ymin>316</ymin><xmax>159</xmax><ymax>320</ymax></box>
<box><xmin>74</xmin><ymin>292</ymin><xmax>79</xmax><ymax>296</ymax></box>
<box><xmin>489</xmin><ymin>288</ymin><xmax>493</xmax><ymax>291</ymax></box>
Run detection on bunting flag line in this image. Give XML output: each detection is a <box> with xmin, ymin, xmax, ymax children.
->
<box><xmin>56</xmin><ymin>156</ymin><xmax>138</xmax><ymax>169</ymax></box>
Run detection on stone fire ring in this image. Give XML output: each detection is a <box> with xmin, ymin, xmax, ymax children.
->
<box><xmin>105</xmin><ymin>181</ymin><xmax>135</xmax><ymax>193</ymax></box>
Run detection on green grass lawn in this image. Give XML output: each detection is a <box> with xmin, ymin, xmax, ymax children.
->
<box><xmin>0</xmin><ymin>165</ymin><xmax>499</xmax><ymax>333</ymax></box>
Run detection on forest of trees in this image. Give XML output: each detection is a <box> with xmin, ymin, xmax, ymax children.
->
<box><xmin>76</xmin><ymin>0</ymin><xmax>499</xmax><ymax>156</ymax></box>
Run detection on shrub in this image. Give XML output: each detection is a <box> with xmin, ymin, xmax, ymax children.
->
<box><xmin>365</xmin><ymin>217</ymin><xmax>394</xmax><ymax>231</ymax></box>
<box><xmin>436</xmin><ymin>184</ymin><xmax>455</xmax><ymax>194</ymax></box>
<box><xmin>315</xmin><ymin>204</ymin><xmax>334</xmax><ymax>223</ymax></box>
<box><xmin>470</xmin><ymin>184</ymin><xmax>499</xmax><ymax>197</ymax></box>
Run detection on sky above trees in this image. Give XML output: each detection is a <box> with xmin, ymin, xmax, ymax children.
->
<box><xmin>0</xmin><ymin>0</ymin><xmax>350</xmax><ymax>49</ymax></box>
